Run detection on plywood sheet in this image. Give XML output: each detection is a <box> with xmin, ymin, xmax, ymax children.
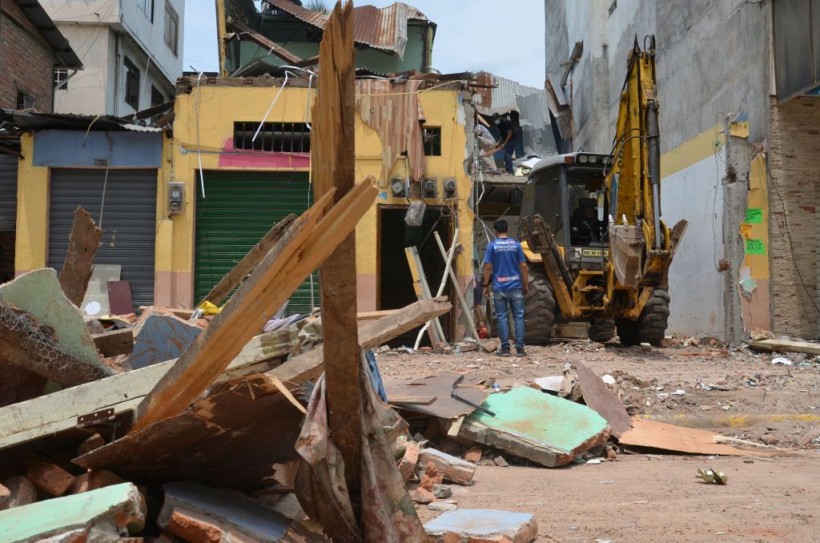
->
<box><xmin>385</xmin><ymin>372</ymin><xmax>487</xmax><ymax>419</ymax></box>
<box><xmin>574</xmin><ymin>361</ymin><xmax>632</xmax><ymax>438</ymax></box>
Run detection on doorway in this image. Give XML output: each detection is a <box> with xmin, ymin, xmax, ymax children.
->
<box><xmin>379</xmin><ymin>206</ymin><xmax>453</xmax><ymax>347</ymax></box>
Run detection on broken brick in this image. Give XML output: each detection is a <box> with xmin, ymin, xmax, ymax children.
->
<box><xmin>26</xmin><ymin>458</ymin><xmax>74</xmax><ymax>497</ymax></box>
<box><xmin>420</xmin><ymin>461</ymin><xmax>444</xmax><ymax>491</ymax></box>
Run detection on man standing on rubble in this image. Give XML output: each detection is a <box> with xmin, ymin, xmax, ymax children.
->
<box><xmin>482</xmin><ymin>219</ymin><xmax>528</xmax><ymax>356</ymax></box>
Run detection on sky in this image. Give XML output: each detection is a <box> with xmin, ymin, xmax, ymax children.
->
<box><xmin>183</xmin><ymin>0</ymin><xmax>546</xmax><ymax>88</ymax></box>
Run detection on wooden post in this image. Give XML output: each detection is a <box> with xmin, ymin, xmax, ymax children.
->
<box><xmin>310</xmin><ymin>0</ymin><xmax>363</xmax><ymax>506</ymax></box>
<box><xmin>59</xmin><ymin>207</ymin><xmax>102</xmax><ymax>307</ymax></box>
<box><xmin>405</xmin><ymin>246</ymin><xmax>447</xmax><ymax>348</ymax></box>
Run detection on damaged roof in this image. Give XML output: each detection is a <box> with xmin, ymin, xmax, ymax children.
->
<box><xmin>0</xmin><ymin>109</ymin><xmax>164</xmax><ymax>132</ymax></box>
<box><xmin>14</xmin><ymin>0</ymin><xmax>82</xmax><ymax>68</ymax></box>
<box><xmin>264</xmin><ymin>0</ymin><xmax>434</xmax><ymax>58</ymax></box>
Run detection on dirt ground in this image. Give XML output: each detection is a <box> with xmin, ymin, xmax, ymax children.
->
<box><xmin>378</xmin><ymin>340</ymin><xmax>820</xmax><ymax>542</ymax></box>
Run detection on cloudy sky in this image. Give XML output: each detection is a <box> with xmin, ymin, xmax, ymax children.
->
<box><xmin>183</xmin><ymin>0</ymin><xmax>546</xmax><ymax>88</ymax></box>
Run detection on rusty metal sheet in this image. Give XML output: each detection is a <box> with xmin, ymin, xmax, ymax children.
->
<box><xmin>385</xmin><ymin>372</ymin><xmax>487</xmax><ymax>419</ymax></box>
<box><xmin>458</xmin><ymin>387</ymin><xmax>610</xmax><ymax>467</ymax></box>
<box><xmin>356</xmin><ymin>79</ymin><xmax>426</xmax><ymax>182</ymax></box>
<box><xmin>73</xmin><ymin>375</ymin><xmax>304</xmax><ymax>491</ymax></box>
<box><xmin>266</xmin><ymin>0</ymin><xmax>429</xmax><ymax>57</ymax></box>
<box><xmin>574</xmin><ymin>361</ymin><xmax>632</xmax><ymax>438</ymax></box>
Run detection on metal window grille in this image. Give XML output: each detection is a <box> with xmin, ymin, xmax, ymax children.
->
<box><xmin>422</xmin><ymin>126</ymin><xmax>442</xmax><ymax>156</ymax></box>
<box><xmin>16</xmin><ymin>91</ymin><xmax>34</xmax><ymax>110</ymax></box>
<box><xmin>124</xmin><ymin>57</ymin><xmax>140</xmax><ymax>110</ymax></box>
<box><xmin>164</xmin><ymin>2</ymin><xmax>179</xmax><ymax>56</ymax></box>
<box><xmin>233</xmin><ymin>122</ymin><xmax>311</xmax><ymax>153</ymax></box>
<box><xmin>54</xmin><ymin>68</ymin><xmax>69</xmax><ymax>90</ymax></box>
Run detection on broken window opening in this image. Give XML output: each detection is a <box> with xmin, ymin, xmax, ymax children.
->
<box><xmin>422</xmin><ymin>126</ymin><xmax>442</xmax><ymax>156</ymax></box>
<box><xmin>233</xmin><ymin>122</ymin><xmax>311</xmax><ymax>153</ymax></box>
<box><xmin>124</xmin><ymin>57</ymin><xmax>140</xmax><ymax>110</ymax></box>
<box><xmin>54</xmin><ymin>68</ymin><xmax>69</xmax><ymax>90</ymax></box>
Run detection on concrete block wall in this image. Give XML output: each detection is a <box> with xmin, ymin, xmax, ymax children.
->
<box><xmin>767</xmin><ymin>96</ymin><xmax>820</xmax><ymax>339</ymax></box>
<box><xmin>0</xmin><ymin>1</ymin><xmax>55</xmax><ymax>112</ymax></box>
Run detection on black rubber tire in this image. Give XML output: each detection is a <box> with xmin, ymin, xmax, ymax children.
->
<box><xmin>524</xmin><ymin>264</ymin><xmax>556</xmax><ymax>345</ymax></box>
<box><xmin>588</xmin><ymin>319</ymin><xmax>616</xmax><ymax>343</ymax></box>
<box><xmin>616</xmin><ymin>289</ymin><xmax>670</xmax><ymax>347</ymax></box>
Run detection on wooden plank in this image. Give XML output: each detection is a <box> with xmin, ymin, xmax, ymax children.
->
<box><xmin>574</xmin><ymin>361</ymin><xmax>632</xmax><ymax>438</ymax></box>
<box><xmin>59</xmin><ymin>207</ymin><xmax>102</xmax><ymax>307</ymax></box>
<box><xmin>620</xmin><ymin>419</ymin><xmax>787</xmax><ymax>457</ymax></box>
<box><xmin>226</xmin><ymin>17</ymin><xmax>302</xmax><ymax>65</ymax></box>
<box><xmin>749</xmin><ymin>338</ymin><xmax>820</xmax><ymax>356</ymax></box>
<box><xmin>310</xmin><ymin>2</ymin><xmax>362</xmax><ymax>519</ymax></box>
<box><xmin>433</xmin><ymin>231</ymin><xmax>480</xmax><ymax>341</ymax></box>
<box><xmin>131</xmin><ymin>179</ymin><xmax>377</xmax><ymax>432</ymax></box>
<box><xmin>0</xmin><ymin>323</ymin><xmax>304</xmax><ymax>450</ymax></box>
<box><xmin>417</xmin><ymin>449</ymin><xmax>476</xmax><ymax>486</ymax></box>
<box><xmin>405</xmin><ymin>246</ymin><xmax>447</xmax><ymax>348</ymax></box>
<box><xmin>92</xmin><ymin>328</ymin><xmax>134</xmax><ymax>357</ymax></box>
<box><xmin>198</xmin><ymin>214</ymin><xmax>296</xmax><ymax>307</ymax></box>
<box><xmin>388</xmin><ymin>395</ymin><xmax>437</xmax><ymax>406</ymax></box>
<box><xmin>356</xmin><ymin>309</ymin><xmax>398</xmax><ymax>321</ymax></box>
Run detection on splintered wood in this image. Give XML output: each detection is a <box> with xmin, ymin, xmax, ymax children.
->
<box><xmin>59</xmin><ymin>207</ymin><xmax>102</xmax><ymax>306</ymax></box>
<box><xmin>310</xmin><ymin>0</ymin><xmax>362</xmax><ymax>498</ymax></box>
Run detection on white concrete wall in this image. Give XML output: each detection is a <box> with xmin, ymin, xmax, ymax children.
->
<box><xmin>662</xmin><ymin>152</ymin><xmax>726</xmax><ymax>338</ymax></box>
<box><xmin>116</xmin><ymin>37</ymin><xmax>175</xmax><ymax>115</ymax></box>
<box><xmin>120</xmin><ymin>0</ymin><xmax>184</xmax><ymax>84</ymax></box>
<box><xmin>40</xmin><ymin>0</ymin><xmax>121</xmax><ymax>24</ymax></box>
<box><xmin>52</xmin><ymin>26</ymin><xmax>113</xmax><ymax>115</ymax></box>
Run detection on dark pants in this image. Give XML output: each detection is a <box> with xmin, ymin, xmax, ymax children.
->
<box><xmin>493</xmin><ymin>288</ymin><xmax>525</xmax><ymax>351</ymax></box>
<box><xmin>503</xmin><ymin>138</ymin><xmax>516</xmax><ymax>173</ymax></box>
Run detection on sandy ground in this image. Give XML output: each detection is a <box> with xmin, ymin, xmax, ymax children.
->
<box><xmin>378</xmin><ymin>340</ymin><xmax>820</xmax><ymax>542</ymax></box>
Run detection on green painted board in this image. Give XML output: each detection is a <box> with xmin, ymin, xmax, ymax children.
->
<box><xmin>0</xmin><ymin>482</ymin><xmax>144</xmax><ymax>542</ymax></box>
<box><xmin>459</xmin><ymin>387</ymin><xmax>610</xmax><ymax>467</ymax></box>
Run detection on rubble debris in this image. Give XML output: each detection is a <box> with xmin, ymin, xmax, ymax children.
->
<box><xmin>0</xmin><ymin>477</ymin><xmax>37</xmax><ymax>511</ymax></box>
<box><xmin>68</xmin><ymin>470</ymin><xmax>126</xmax><ymax>495</ymax></box>
<box><xmin>126</xmin><ymin>310</ymin><xmax>202</xmax><ymax>369</ymax></box>
<box><xmin>574</xmin><ymin>361</ymin><xmax>632</xmax><ymax>438</ymax></box>
<box><xmin>91</xmin><ymin>327</ymin><xmax>134</xmax><ymax>357</ymax></box>
<box><xmin>58</xmin><ymin>207</ymin><xmax>102</xmax><ymax>307</ymax></box>
<box><xmin>411</xmin><ymin>487</ymin><xmax>436</xmax><ymax>504</ymax></box>
<box><xmin>398</xmin><ymin>440</ymin><xmax>420</xmax><ymax>481</ymax></box>
<box><xmin>532</xmin><ymin>375</ymin><xmax>565</xmax><ymax>393</ymax></box>
<box><xmin>386</xmin><ymin>372</ymin><xmax>488</xmax><ymax>419</ymax></box>
<box><xmin>428</xmin><ymin>501</ymin><xmax>458</xmax><ymax>512</ymax></box>
<box><xmin>25</xmin><ymin>458</ymin><xmax>74</xmax><ymax>497</ymax></box>
<box><xmin>433</xmin><ymin>484</ymin><xmax>453</xmax><ymax>499</ymax></box>
<box><xmin>771</xmin><ymin>357</ymin><xmax>792</xmax><ymax>366</ymax></box>
<box><xmin>130</xmin><ymin>178</ymin><xmax>376</xmax><ymax>433</ymax></box>
<box><xmin>424</xmin><ymin>509</ymin><xmax>538</xmax><ymax>543</ymax></box>
<box><xmin>493</xmin><ymin>455</ymin><xmax>510</xmax><ymax>467</ymax></box>
<box><xmin>80</xmin><ymin>265</ymin><xmax>120</xmax><ymax>317</ymax></box>
<box><xmin>417</xmin><ymin>448</ymin><xmax>476</xmax><ymax>486</ymax></box>
<box><xmin>458</xmin><ymin>387</ymin><xmax>611</xmax><ymax>467</ymax></box>
<box><xmin>0</xmin><ymin>482</ymin><xmax>145</xmax><ymax>542</ymax></box>
<box><xmin>463</xmin><ymin>446</ymin><xmax>482</xmax><ymax>464</ymax></box>
<box><xmin>420</xmin><ymin>462</ymin><xmax>444</xmax><ymax>490</ymax></box>
<box><xmin>750</xmin><ymin>338</ymin><xmax>820</xmax><ymax>356</ymax></box>
<box><xmin>158</xmin><ymin>482</ymin><xmax>290</xmax><ymax>542</ymax></box>
<box><xmin>0</xmin><ymin>269</ymin><xmax>114</xmax><ymax>387</ymax></box>
<box><xmin>620</xmin><ymin>419</ymin><xmax>787</xmax><ymax>457</ymax></box>
<box><xmin>696</xmin><ymin>468</ymin><xmax>728</xmax><ymax>485</ymax></box>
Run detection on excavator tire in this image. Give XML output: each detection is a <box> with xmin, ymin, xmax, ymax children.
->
<box><xmin>588</xmin><ymin>319</ymin><xmax>616</xmax><ymax>343</ymax></box>
<box><xmin>616</xmin><ymin>289</ymin><xmax>670</xmax><ymax>347</ymax></box>
<box><xmin>524</xmin><ymin>264</ymin><xmax>556</xmax><ymax>345</ymax></box>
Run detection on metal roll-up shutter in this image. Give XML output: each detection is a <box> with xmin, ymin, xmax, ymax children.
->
<box><xmin>48</xmin><ymin>169</ymin><xmax>157</xmax><ymax>308</ymax></box>
<box><xmin>0</xmin><ymin>154</ymin><xmax>18</xmax><ymax>231</ymax></box>
<box><xmin>194</xmin><ymin>171</ymin><xmax>318</xmax><ymax>315</ymax></box>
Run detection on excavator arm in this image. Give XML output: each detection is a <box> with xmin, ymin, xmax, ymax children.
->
<box><xmin>605</xmin><ymin>36</ymin><xmax>687</xmax><ymax>290</ymax></box>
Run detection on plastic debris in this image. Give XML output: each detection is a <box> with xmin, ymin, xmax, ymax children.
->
<box><xmin>696</xmin><ymin>468</ymin><xmax>728</xmax><ymax>485</ymax></box>
<box><xmin>601</xmin><ymin>374</ymin><xmax>616</xmax><ymax>385</ymax></box>
<box><xmin>772</xmin><ymin>357</ymin><xmax>792</xmax><ymax>366</ymax></box>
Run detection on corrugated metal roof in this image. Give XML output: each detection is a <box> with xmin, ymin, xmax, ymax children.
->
<box><xmin>265</xmin><ymin>0</ymin><xmax>430</xmax><ymax>58</ymax></box>
<box><xmin>13</xmin><ymin>0</ymin><xmax>82</xmax><ymax>68</ymax></box>
<box><xmin>471</xmin><ymin>72</ymin><xmax>557</xmax><ymax>157</ymax></box>
<box><xmin>0</xmin><ymin>110</ymin><xmax>161</xmax><ymax>132</ymax></box>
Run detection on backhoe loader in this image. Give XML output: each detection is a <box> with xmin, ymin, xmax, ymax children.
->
<box><xmin>519</xmin><ymin>36</ymin><xmax>687</xmax><ymax>346</ymax></box>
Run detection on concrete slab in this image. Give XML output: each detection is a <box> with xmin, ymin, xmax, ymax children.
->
<box><xmin>458</xmin><ymin>387</ymin><xmax>611</xmax><ymax>467</ymax></box>
<box><xmin>424</xmin><ymin>508</ymin><xmax>537</xmax><ymax>543</ymax></box>
<box><xmin>127</xmin><ymin>311</ymin><xmax>202</xmax><ymax>369</ymax></box>
<box><xmin>0</xmin><ymin>482</ymin><xmax>145</xmax><ymax>542</ymax></box>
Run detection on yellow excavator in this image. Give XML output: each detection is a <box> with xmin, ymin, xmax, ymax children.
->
<box><xmin>519</xmin><ymin>36</ymin><xmax>687</xmax><ymax>345</ymax></box>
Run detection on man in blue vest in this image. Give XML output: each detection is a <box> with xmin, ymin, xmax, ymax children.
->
<box><xmin>482</xmin><ymin>219</ymin><xmax>529</xmax><ymax>356</ymax></box>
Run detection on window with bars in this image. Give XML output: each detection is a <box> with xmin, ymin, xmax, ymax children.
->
<box><xmin>124</xmin><ymin>57</ymin><xmax>140</xmax><ymax>110</ymax></box>
<box><xmin>54</xmin><ymin>68</ymin><xmax>69</xmax><ymax>90</ymax></box>
<box><xmin>422</xmin><ymin>126</ymin><xmax>442</xmax><ymax>156</ymax></box>
<box><xmin>233</xmin><ymin>122</ymin><xmax>311</xmax><ymax>153</ymax></box>
<box><xmin>151</xmin><ymin>86</ymin><xmax>164</xmax><ymax>108</ymax></box>
<box><xmin>16</xmin><ymin>91</ymin><xmax>34</xmax><ymax>110</ymax></box>
<box><xmin>164</xmin><ymin>2</ymin><xmax>179</xmax><ymax>56</ymax></box>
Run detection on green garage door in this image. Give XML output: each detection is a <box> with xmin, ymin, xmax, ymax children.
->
<box><xmin>194</xmin><ymin>171</ymin><xmax>318</xmax><ymax>315</ymax></box>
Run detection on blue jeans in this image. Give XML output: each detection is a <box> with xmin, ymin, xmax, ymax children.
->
<box><xmin>493</xmin><ymin>288</ymin><xmax>525</xmax><ymax>351</ymax></box>
<box><xmin>503</xmin><ymin>138</ymin><xmax>516</xmax><ymax>173</ymax></box>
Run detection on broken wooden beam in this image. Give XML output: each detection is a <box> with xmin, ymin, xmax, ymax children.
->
<box><xmin>226</xmin><ymin>17</ymin><xmax>303</xmax><ymax>65</ymax></box>
<box><xmin>59</xmin><ymin>207</ymin><xmax>102</xmax><ymax>307</ymax></box>
<box><xmin>0</xmin><ymin>483</ymin><xmax>145</xmax><ymax>541</ymax></box>
<box><xmin>749</xmin><ymin>338</ymin><xmax>820</xmax><ymax>356</ymax></box>
<box><xmin>131</xmin><ymin>178</ymin><xmax>377</xmax><ymax>432</ymax></box>
<box><xmin>92</xmin><ymin>328</ymin><xmax>134</xmax><ymax>357</ymax></box>
<box><xmin>198</xmin><ymin>214</ymin><xmax>296</xmax><ymax>307</ymax></box>
<box><xmin>405</xmin><ymin>246</ymin><xmax>448</xmax><ymax>348</ymax></box>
